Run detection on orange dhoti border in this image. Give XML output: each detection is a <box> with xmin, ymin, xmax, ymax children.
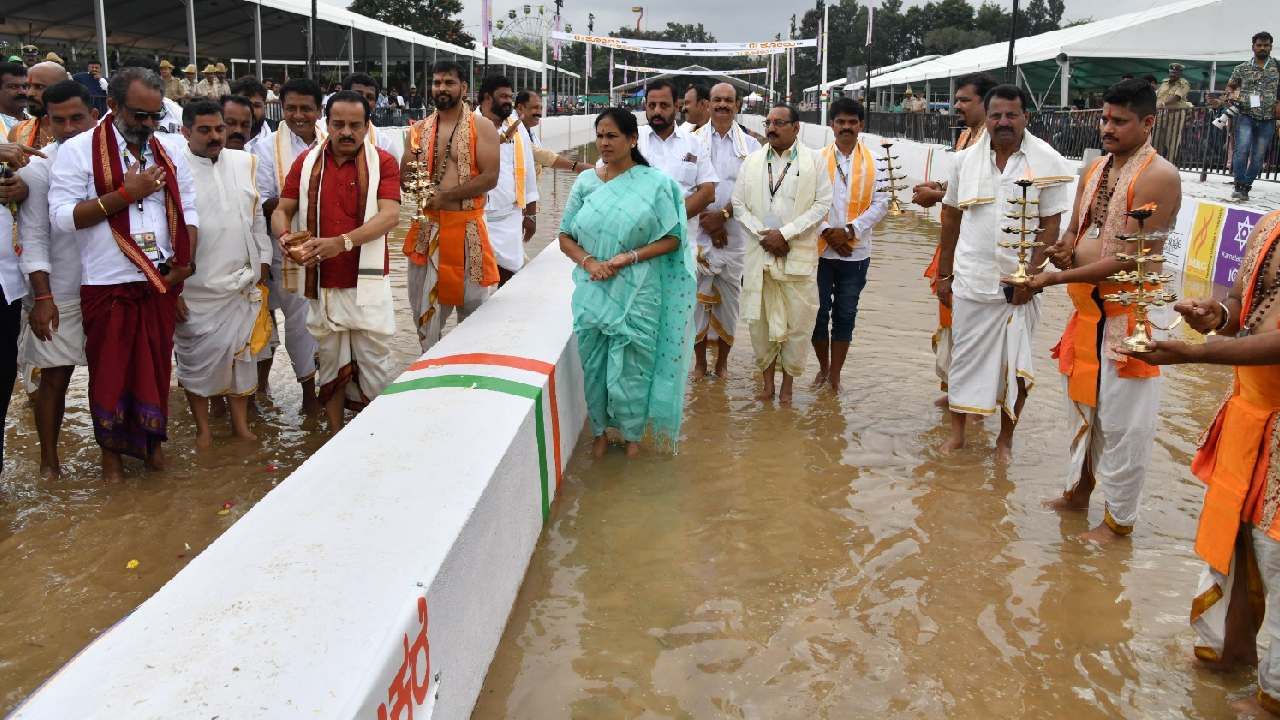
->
<box><xmin>924</xmin><ymin>244</ymin><xmax>951</xmax><ymax>390</ymax></box>
<box><xmin>403</xmin><ymin>207</ymin><xmax>499</xmax><ymax>352</ymax></box>
<box><xmin>1188</xmin><ymin>363</ymin><xmax>1280</xmax><ymax>707</ymax></box>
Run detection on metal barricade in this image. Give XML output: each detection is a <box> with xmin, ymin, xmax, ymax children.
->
<box><xmin>864</xmin><ymin>107</ymin><xmax>1277</xmax><ymax>183</ymax></box>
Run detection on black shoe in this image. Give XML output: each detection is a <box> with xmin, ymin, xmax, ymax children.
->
<box><xmin>1231</xmin><ymin>189</ymin><xmax>1244</xmax><ymax>201</ymax></box>
<box><xmin>1240</xmin><ymin>190</ymin><xmax>1251</xmax><ymax>202</ymax></box>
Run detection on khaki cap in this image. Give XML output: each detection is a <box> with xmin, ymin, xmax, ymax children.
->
<box><xmin>45</xmin><ymin>52</ymin><xmax>65</xmax><ymax>65</ymax></box>
<box><xmin>203</xmin><ymin>63</ymin><xmax>218</xmax><ymax>74</ymax></box>
<box><xmin>159</xmin><ymin>59</ymin><xmax>174</xmax><ymax>69</ymax></box>
<box><xmin>183</xmin><ymin>64</ymin><xmax>197</xmax><ymax>74</ymax></box>
<box><xmin>214</xmin><ymin>62</ymin><xmax>226</xmax><ymax>73</ymax></box>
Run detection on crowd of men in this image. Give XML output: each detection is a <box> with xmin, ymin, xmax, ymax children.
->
<box><xmin>1</xmin><ymin>31</ymin><xmax>1280</xmax><ymax>716</ymax></box>
<box><xmin>0</xmin><ymin>56</ymin><xmax>585</xmax><ymax>481</ymax></box>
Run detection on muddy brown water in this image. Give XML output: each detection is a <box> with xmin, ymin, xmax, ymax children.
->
<box><xmin>0</xmin><ymin>144</ymin><xmax>1246</xmax><ymax>719</ymax></box>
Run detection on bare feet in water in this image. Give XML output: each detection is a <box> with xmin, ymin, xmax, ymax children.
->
<box><xmin>810</xmin><ymin>371</ymin><xmax>828</xmax><ymax>389</ymax></box>
<box><xmin>592</xmin><ymin>435</ymin><xmax>608</xmax><ymax>459</ymax></box>
<box><xmin>1044</xmin><ymin>492</ymin><xmax>1090</xmax><ymax>512</ymax></box>
<box><xmin>626</xmin><ymin>442</ymin><xmax>640</xmax><ymax>458</ymax></box>
<box><xmin>995</xmin><ymin>438</ymin><xmax>1013</xmax><ymax>465</ymax></box>
<box><xmin>1230</xmin><ymin>694</ymin><xmax>1279</xmax><ymax>718</ymax></box>
<box><xmin>778</xmin><ymin>375</ymin><xmax>794</xmax><ymax>405</ymax></box>
<box><xmin>757</xmin><ymin>378</ymin><xmax>776</xmax><ymax>401</ymax></box>
<box><xmin>195</xmin><ymin>431</ymin><xmax>214</xmax><ymax>450</ymax></box>
<box><xmin>102</xmin><ymin>451</ymin><xmax>124</xmax><ymax>482</ymax></box>
<box><xmin>692</xmin><ymin>363</ymin><xmax>707</xmax><ymax>382</ymax></box>
<box><xmin>146</xmin><ymin>445</ymin><xmax>166</xmax><ymax>471</ymax></box>
<box><xmin>1078</xmin><ymin>523</ymin><xmax>1128</xmax><ymax>545</ymax></box>
<box><xmin>936</xmin><ymin>436</ymin><xmax>964</xmax><ymax>454</ymax></box>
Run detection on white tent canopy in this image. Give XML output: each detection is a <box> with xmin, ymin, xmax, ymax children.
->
<box><xmin>836</xmin><ymin>55</ymin><xmax>942</xmax><ymax>94</ymax></box>
<box><xmin>870</xmin><ymin>0</ymin><xmax>1275</xmax><ymax>89</ymax></box>
<box><xmin>1</xmin><ymin>0</ymin><xmax>575</xmax><ymax>81</ymax></box>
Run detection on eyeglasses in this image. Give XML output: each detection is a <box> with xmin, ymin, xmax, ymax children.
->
<box><xmin>763</xmin><ymin>120</ymin><xmax>796</xmax><ymax>128</ymax></box>
<box><xmin>125</xmin><ymin>106</ymin><xmax>167</xmax><ymax>122</ymax></box>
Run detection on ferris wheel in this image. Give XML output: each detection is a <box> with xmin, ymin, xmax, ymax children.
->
<box><xmin>492</xmin><ymin>4</ymin><xmax>572</xmax><ymax>44</ymax></box>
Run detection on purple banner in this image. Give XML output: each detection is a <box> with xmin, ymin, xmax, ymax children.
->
<box><xmin>1214</xmin><ymin>208</ymin><xmax>1263</xmax><ymax>287</ymax></box>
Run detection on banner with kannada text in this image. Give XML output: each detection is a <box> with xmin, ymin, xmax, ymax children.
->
<box><xmin>551</xmin><ymin>32</ymin><xmax>815</xmax><ymax>57</ymax></box>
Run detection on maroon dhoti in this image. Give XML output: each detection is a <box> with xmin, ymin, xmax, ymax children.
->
<box><xmin>81</xmin><ymin>282</ymin><xmax>178</xmax><ymax>459</ymax></box>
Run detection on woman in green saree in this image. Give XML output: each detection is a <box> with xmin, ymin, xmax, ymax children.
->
<box><xmin>558</xmin><ymin>108</ymin><xmax>696</xmax><ymax>458</ymax></box>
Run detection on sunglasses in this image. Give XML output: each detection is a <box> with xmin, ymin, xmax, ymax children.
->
<box><xmin>125</xmin><ymin>106</ymin><xmax>166</xmax><ymax>122</ymax></box>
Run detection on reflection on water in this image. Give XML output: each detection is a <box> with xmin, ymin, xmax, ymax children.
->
<box><xmin>0</xmin><ymin>160</ymin><xmax>585</xmax><ymax>712</ymax></box>
<box><xmin>474</xmin><ymin>210</ymin><xmax>1245</xmax><ymax>718</ymax></box>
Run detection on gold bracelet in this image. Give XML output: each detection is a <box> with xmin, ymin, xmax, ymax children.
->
<box><xmin>96</xmin><ymin>197</ymin><xmax>110</xmax><ymax>217</ymax></box>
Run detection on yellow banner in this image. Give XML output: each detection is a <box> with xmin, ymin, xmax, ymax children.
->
<box><xmin>1183</xmin><ymin>202</ymin><xmax>1226</xmax><ymax>282</ymax></box>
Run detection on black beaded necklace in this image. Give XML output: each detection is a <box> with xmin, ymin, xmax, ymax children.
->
<box><xmin>1242</xmin><ymin>238</ymin><xmax>1280</xmax><ymax>336</ymax></box>
<box><xmin>1090</xmin><ymin>157</ymin><xmax>1115</xmax><ymax>230</ymax></box>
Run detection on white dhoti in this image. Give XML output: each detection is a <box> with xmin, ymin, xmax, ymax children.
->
<box><xmin>309</xmin><ymin>287</ymin><xmax>397</xmax><ymax>406</ymax></box>
<box><xmin>176</xmin><ymin>284</ymin><xmax>269</xmax><ymax>398</ymax></box>
<box><xmin>948</xmin><ymin>294</ymin><xmax>1040</xmax><ymax>417</ymax></box>
<box><xmin>407</xmin><ymin>257</ymin><xmax>492</xmax><ymax>353</ymax></box>
<box><xmin>19</xmin><ymin>295</ymin><xmax>87</xmax><ymax>395</ymax></box>
<box><xmin>747</xmin><ymin>273</ymin><xmax>818</xmax><ymax>377</ymax></box>
<box><xmin>933</xmin><ymin>325</ymin><xmax>952</xmax><ymax>391</ymax></box>
<box><xmin>695</xmin><ymin>241</ymin><xmax>744</xmax><ymax>347</ymax></box>
<box><xmin>486</xmin><ymin>210</ymin><xmax>525</xmax><ymax>273</ymax></box>
<box><xmin>1061</xmin><ymin>354</ymin><xmax>1162</xmax><ymax>530</ymax></box>
<box><xmin>696</xmin><ymin>272</ymin><xmax>741</xmax><ymax>346</ymax></box>
<box><xmin>1192</xmin><ymin>526</ymin><xmax>1280</xmax><ymax>702</ymax></box>
<box><xmin>266</xmin><ymin>258</ymin><xmax>319</xmax><ymax>382</ymax></box>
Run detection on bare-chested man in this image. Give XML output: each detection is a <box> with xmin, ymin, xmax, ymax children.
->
<box><xmin>1022</xmin><ymin>79</ymin><xmax>1182</xmax><ymax>543</ymax></box>
<box><xmin>400</xmin><ymin>61</ymin><xmax>500</xmax><ymax>352</ymax></box>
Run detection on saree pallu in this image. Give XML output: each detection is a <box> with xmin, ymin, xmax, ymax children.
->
<box><xmin>559</xmin><ymin>166</ymin><xmax>695</xmax><ymax>449</ymax></box>
<box><xmin>82</xmin><ymin>282</ymin><xmax>178</xmax><ymax>459</ymax></box>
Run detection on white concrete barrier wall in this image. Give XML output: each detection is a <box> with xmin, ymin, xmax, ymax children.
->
<box><xmin>10</xmin><ymin>249</ymin><xmax>587</xmax><ymax>719</ymax></box>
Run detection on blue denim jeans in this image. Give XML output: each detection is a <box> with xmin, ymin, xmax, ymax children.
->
<box><xmin>1232</xmin><ymin>114</ymin><xmax>1276</xmax><ymax>191</ymax></box>
<box><xmin>812</xmin><ymin>257</ymin><xmax>870</xmax><ymax>343</ymax></box>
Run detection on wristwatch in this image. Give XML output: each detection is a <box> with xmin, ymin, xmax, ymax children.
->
<box><xmin>342</xmin><ymin>233</ymin><xmax>354</xmax><ymax>252</ymax></box>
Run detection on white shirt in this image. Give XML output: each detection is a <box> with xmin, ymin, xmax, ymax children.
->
<box><xmin>0</xmin><ymin>111</ymin><xmax>25</xmax><ymax>141</ymax></box>
<box><xmin>693</xmin><ymin>124</ymin><xmax>759</xmax><ymax>261</ymax></box>
<box><xmin>49</xmin><ymin>125</ymin><xmax>200</xmax><ymax>286</ymax></box>
<box><xmin>266</xmin><ymin>89</ymin><xmax>278</xmax><ymax>102</ymax></box>
<box><xmin>252</xmin><ymin>124</ymin><xmax>317</xmax><ymax>201</ymax></box>
<box><xmin>942</xmin><ymin>145</ymin><xmax>1072</xmax><ymax>302</ymax></box>
<box><xmin>249</xmin><ymin>122</ymin><xmax>271</xmax><ymax>148</ymax></box>
<box><xmin>0</xmin><ymin>182</ymin><xmax>25</xmax><ymax>305</ymax></box>
<box><xmin>823</xmin><ymin>143</ymin><xmax>890</xmax><ymax>263</ymax></box>
<box><xmin>157</xmin><ymin>98</ymin><xmax>184</xmax><ymax>134</ymax></box>
<box><xmin>183</xmin><ymin>147</ymin><xmax>272</xmax><ymax>300</ymax></box>
<box><xmin>638</xmin><ymin>124</ymin><xmax>718</xmax><ymax>198</ymax></box>
<box><xmin>484</xmin><ymin>113</ymin><xmax>540</xmax><ymax>219</ymax></box>
<box><xmin>17</xmin><ymin>143</ymin><xmax>81</xmax><ymax>299</ymax></box>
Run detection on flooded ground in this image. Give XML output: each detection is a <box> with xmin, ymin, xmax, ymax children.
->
<box><xmin>473</xmin><ymin>212</ymin><xmax>1244</xmax><ymax>716</ymax></box>
<box><xmin>0</xmin><ymin>138</ymin><xmax>1246</xmax><ymax>718</ymax></box>
<box><xmin>0</xmin><ymin>161</ymin><xmax>582</xmax><ymax>712</ymax></box>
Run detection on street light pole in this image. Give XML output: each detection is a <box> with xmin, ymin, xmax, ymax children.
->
<box><xmin>308</xmin><ymin>0</ymin><xmax>317</xmax><ymax>80</ymax></box>
<box><xmin>1006</xmin><ymin>0</ymin><xmax>1019</xmax><ymax>83</ymax></box>
<box><xmin>552</xmin><ymin>0</ymin><xmax>563</xmax><ymax>114</ymax></box>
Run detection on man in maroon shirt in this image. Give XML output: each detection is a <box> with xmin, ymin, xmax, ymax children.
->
<box><xmin>270</xmin><ymin>90</ymin><xmax>401</xmax><ymax>430</ymax></box>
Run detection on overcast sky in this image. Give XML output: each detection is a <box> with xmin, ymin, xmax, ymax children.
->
<box><xmin>324</xmin><ymin>0</ymin><xmax>1172</xmax><ymax>43</ymax></box>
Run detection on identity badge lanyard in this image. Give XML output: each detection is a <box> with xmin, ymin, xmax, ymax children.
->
<box><xmin>766</xmin><ymin>154</ymin><xmax>793</xmax><ymax>200</ymax></box>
